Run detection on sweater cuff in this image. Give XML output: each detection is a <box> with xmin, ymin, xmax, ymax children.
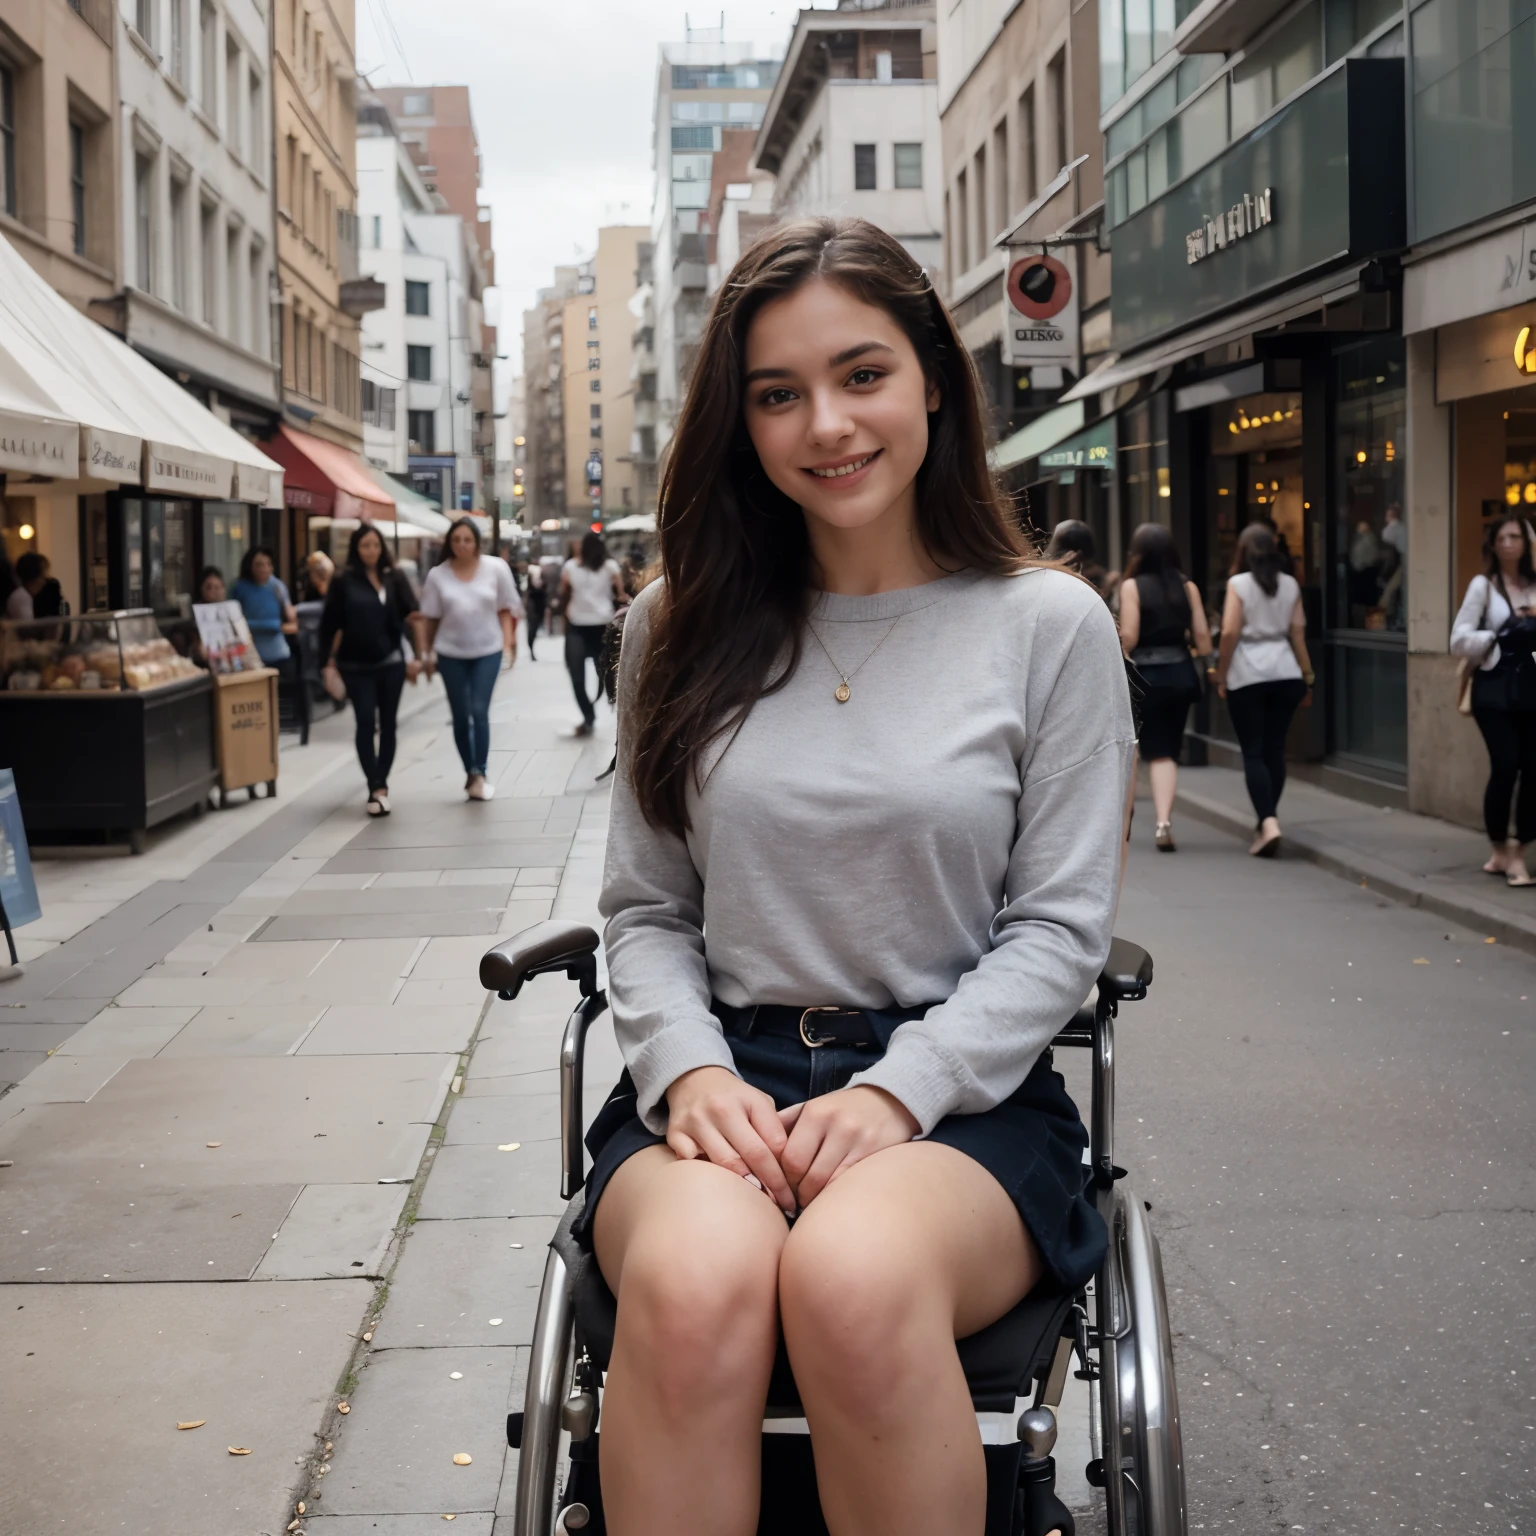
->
<box><xmin>846</xmin><ymin>1034</ymin><xmax>967</xmax><ymax>1137</ymax></box>
<box><xmin>627</xmin><ymin>1017</ymin><xmax>741</xmax><ymax>1133</ymax></box>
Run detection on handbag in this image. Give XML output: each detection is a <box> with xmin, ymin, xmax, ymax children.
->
<box><xmin>1457</xmin><ymin>580</ymin><xmax>1495</xmax><ymax>716</ymax></box>
<box><xmin>321</xmin><ymin>663</ymin><xmax>347</xmax><ymax>703</ymax></box>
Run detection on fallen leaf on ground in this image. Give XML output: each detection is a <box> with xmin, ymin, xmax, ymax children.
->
<box><xmin>1486</xmin><ymin>936</ymin><xmax>1498</xmax><ymax>944</ymax></box>
<box><xmin>205</xmin><ymin>1142</ymin><xmax>222</xmax><ymax>1149</ymax></box>
<box><xmin>227</xmin><ymin>1446</ymin><xmax>252</xmax><ymax>1455</ymax></box>
<box><xmin>452</xmin><ymin>1453</ymin><xmax>472</xmax><ymax>1465</ymax></box>
<box><xmin>488</xmin><ymin>1318</ymin><xmax>503</xmax><ymax>1326</ymax></box>
<box><xmin>451</xmin><ymin>1075</ymin><xmax>463</xmax><ymax>1094</ymax></box>
<box><xmin>288</xmin><ymin>1522</ymin><xmax>300</xmax><ymax>1532</ymax></box>
<box><xmin>1412</xmin><ymin>958</ymin><xmax>1429</xmax><ymax>964</ymax></box>
<box><xmin>497</xmin><ymin>1143</ymin><xmax>520</xmax><ymax>1152</ymax></box>
<box><xmin>337</xmin><ymin>1402</ymin><xmax>350</xmax><ymax>1414</ymax></box>
<box><xmin>176</xmin><ymin>1420</ymin><xmax>206</xmax><ymax>1431</ymax></box>
<box><xmin>297</xmin><ymin>1502</ymin><xmax>305</xmax><ymax>1515</ymax></box>
<box><xmin>362</xmin><ymin>1331</ymin><xmax>373</xmax><ymax>1342</ymax></box>
<box><xmin>449</xmin><ymin>1371</ymin><xmax>463</xmax><ymax>1379</ymax></box>
<box><xmin>444</xmin><ymin>1517</ymin><xmax>457</xmax><ymax>1522</ymax></box>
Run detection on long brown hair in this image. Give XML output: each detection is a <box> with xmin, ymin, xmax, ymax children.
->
<box><xmin>629</xmin><ymin>215</ymin><xmax>1035</xmax><ymax>836</ymax></box>
<box><xmin>1232</xmin><ymin>521</ymin><xmax>1282</xmax><ymax>597</ymax></box>
<box><xmin>1485</xmin><ymin>516</ymin><xmax>1536</xmax><ymax>585</ymax></box>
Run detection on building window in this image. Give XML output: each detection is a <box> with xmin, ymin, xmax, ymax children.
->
<box><xmin>1047</xmin><ymin>50</ymin><xmax>1068</xmax><ymax>176</ymax></box>
<box><xmin>170</xmin><ymin>0</ymin><xmax>185</xmax><ymax>83</ymax></box>
<box><xmin>954</xmin><ymin>168</ymin><xmax>969</xmax><ymax>273</ymax></box>
<box><xmin>135</xmin><ymin>0</ymin><xmax>153</xmax><ymax>45</ymax></box>
<box><xmin>402</xmin><ymin>91</ymin><xmax>431</xmax><ymax>116</ymax></box>
<box><xmin>371</xmin><ymin>213</ymin><xmax>381</xmax><ymax>247</ymax></box>
<box><xmin>135</xmin><ymin>153</ymin><xmax>154</xmax><ymax>291</ymax></box>
<box><xmin>405</xmin><ymin>279</ymin><xmax>429</xmax><ymax>316</ymax></box>
<box><xmin>588</xmin><ymin>306</ymin><xmax>598</xmax><ymax>331</ymax></box>
<box><xmin>854</xmin><ymin>142</ymin><xmax>876</xmax><ymax>190</ymax></box>
<box><xmin>200</xmin><ymin>4</ymin><xmax>217</xmax><ymax>115</ymax></box>
<box><xmin>408</xmin><ymin>409</ymin><xmax>435</xmax><ymax>454</ymax></box>
<box><xmin>893</xmin><ymin>142</ymin><xmax>922</xmax><ymax>190</ymax></box>
<box><xmin>589</xmin><ymin>378</ymin><xmax>601</xmax><ymax>393</ymax></box>
<box><xmin>992</xmin><ymin>121</ymin><xmax>1009</xmax><ymax>229</ymax></box>
<box><xmin>200</xmin><ymin>202</ymin><xmax>217</xmax><ymax>324</ymax></box>
<box><xmin>226</xmin><ymin>226</ymin><xmax>240</xmax><ymax>340</ymax></box>
<box><xmin>407</xmin><ymin>344</ymin><xmax>432</xmax><ymax>381</ymax></box>
<box><xmin>0</xmin><ymin>63</ymin><xmax>13</xmax><ymax>219</ymax></box>
<box><xmin>590</xmin><ymin>404</ymin><xmax>601</xmax><ymax>420</ymax></box>
<box><xmin>587</xmin><ymin>355</ymin><xmax>600</xmax><ymax>372</ymax></box>
<box><xmin>170</xmin><ymin>179</ymin><xmax>189</xmax><ymax>310</ymax></box>
<box><xmin>69</xmin><ymin>122</ymin><xmax>85</xmax><ymax>256</ymax></box>
<box><xmin>1018</xmin><ymin>86</ymin><xmax>1037</xmax><ymax>206</ymax></box>
<box><xmin>249</xmin><ymin>69</ymin><xmax>261</xmax><ymax>164</ymax></box>
<box><xmin>226</xmin><ymin>42</ymin><xmax>243</xmax><ymax>155</ymax></box>
<box><xmin>249</xmin><ymin>246</ymin><xmax>264</xmax><ymax>356</ymax></box>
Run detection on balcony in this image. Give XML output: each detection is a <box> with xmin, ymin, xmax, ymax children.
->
<box><xmin>634</xmin><ymin>397</ymin><xmax>656</xmax><ymax>430</ymax></box>
<box><xmin>340</xmin><ymin>278</ymin><xmax>387</xmax><ymax>317</ymax></box>
<box><xmin>68</xmin><ymin>0</ymin><xmax>114</xmax><ymax>47</ymax></box>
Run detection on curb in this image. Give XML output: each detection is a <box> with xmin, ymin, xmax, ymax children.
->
<box><xmin>1173</xmin><ymin>786</ymin><xmax>1536</xmax><ymax>958</ymax></box>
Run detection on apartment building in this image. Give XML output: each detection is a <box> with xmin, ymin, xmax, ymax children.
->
<box><xmin>0</xmin><ymin>0</ymin><xmax>118</xmax><ymax>313</ymax></box>
<box><xmin>521</xmin><ymin>265</ymin><xmax>579</xmax><ymax>530</ymax></box>
<box><xmin>753</xmin><ymin>3</ymin><xmax>942</xmax><ymax>274</ymax></box>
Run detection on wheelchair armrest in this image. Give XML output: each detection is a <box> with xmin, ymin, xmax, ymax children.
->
<box><xmin>1099</xmin><ymin>938</ymin><xmax>1153</xmax><ymax>1003</ymax></box>
<box><xmin>480</xmin><ymin>920</ymin><xmax>601</xmax><ymax>1000</ymax></box>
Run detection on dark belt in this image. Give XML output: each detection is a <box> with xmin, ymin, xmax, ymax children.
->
<box><xmin>716</xmin><ymin>1001</ymin><xmax>882</xmax><ymax>1049</ymax></box>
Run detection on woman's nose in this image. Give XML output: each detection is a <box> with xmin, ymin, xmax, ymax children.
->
<box><xmin>806</xmin><ymin>389</ymin><xmax>854</xmax><ymax>446</ymax></box>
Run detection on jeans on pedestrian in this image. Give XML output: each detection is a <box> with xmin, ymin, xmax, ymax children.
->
<box><xmin>565</xmin><ymin>622</ymin><xmax>608</xmax><ymax>726</ymax></box>
<box><xmin>1225</xmin><ymin>677</ymin><xmax>1307</xmax><ymax>823</ymax></box>
<box><xmin>437</xmin><ymin>651</ymin><xmax>502</xmax><ymax>778</ymax></box>
<box><xmin>1472</xmin><ymin>703</ymin><xmax>1536</xmax><ymax>844</ymax></box>
<box><xmin>341</xmin><ymin>660</ymin><xmax>407</xmax><ymax>793</ymax></box>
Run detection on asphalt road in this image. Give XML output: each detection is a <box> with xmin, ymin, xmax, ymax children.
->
<box><xmin>1095</xmin><ymin>811</ymin><xmax>1535</xmax><ymax>1535</ymax></box>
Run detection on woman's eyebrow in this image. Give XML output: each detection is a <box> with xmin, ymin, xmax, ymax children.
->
<box><xmin>743</xmin><ymin>341</ymin><xmax>896</xmax><ymax>386</ymax></box>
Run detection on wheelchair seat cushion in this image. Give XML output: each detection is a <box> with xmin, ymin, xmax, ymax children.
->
<box><xmin>552</xmin><ymin>1191</ymin><xmax>1077</xmax><ymax>1414</ymax></box>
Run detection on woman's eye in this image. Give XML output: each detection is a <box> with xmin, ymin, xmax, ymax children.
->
<box><xmin>759</xmin><ymin>387</ymin><xmax>796</xmax><ymax>407</ymax></box>
<box><xmin>847</xmin><ymin>367</ymin><xmax>884</xmax><ymax>387</ymax></box>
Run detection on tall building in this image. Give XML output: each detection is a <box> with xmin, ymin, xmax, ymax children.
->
<box><xmin>114</xmin><ymin>0</ymin><xmax>281</xmax><ymax>437</ymax></box>
<box><xmin>753</xmin><ymin>3</ymin><xmax>942</xmax><ymax>272</ymax></box>
<box><xmin>646</xmin><ymin>26</ymin><xmax>781</xmax><ymax>468</ymax></box>
<box><xmin>560</xmin><ymin>226</ymin><xmax>647</xmax><ymax>524</ymax></box>
<box><xmin>373</xmin><ymin>86</ymin><xmax>497</xmax><ymax>518</ymax></box>
<box><xmin>522</xmin><ymin>265</ymin><xmax>580</xmax><ymax>529</ymax></box>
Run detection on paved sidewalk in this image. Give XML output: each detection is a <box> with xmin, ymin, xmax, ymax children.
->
<box><xmin>1172</xmin><ymin>764</ymin><xmax>1536</xmax><ymax>954</ymax></box>
<box><xmin>0</xmin><ymin>646</ymin><xmax>616</xmax><ymax>1536</ymax></box>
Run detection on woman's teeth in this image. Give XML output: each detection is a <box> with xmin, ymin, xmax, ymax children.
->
<box><xmin>809</xmin><ymin>454</ymin><xmax>875</xmax><ymax>479</ymax></box>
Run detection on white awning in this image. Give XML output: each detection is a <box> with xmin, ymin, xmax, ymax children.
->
<box><xmin>0</xmin><ymin>231</ymin><xmax>283</xmax><ymax>505</ymax></box>
<box><xmin>603</xmin><ymin>513</ymin><xmax>657</xmax><ymax>534</ymax></box>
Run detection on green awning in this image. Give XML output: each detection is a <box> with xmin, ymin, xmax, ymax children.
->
<box><xmin>1039</xmin><ymin>418</ymin><xmax>1116</xmax><ymax>472</ymax></box>
<box><xmin>988</xmin><ymin>401</ymin><xmax>1086</xmax><ymax>472</ymax></box>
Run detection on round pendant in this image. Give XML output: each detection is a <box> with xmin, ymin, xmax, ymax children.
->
<box><xmin>834</xmin><ymin>682</ymin><xmax>851</xmax><ymax>703</ymax></box>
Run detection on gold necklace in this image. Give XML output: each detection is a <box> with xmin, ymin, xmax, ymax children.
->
<box><xmin>805</xmin><ymin>615</ymin><xmax>904</xmax><ymax>703</ymax></box>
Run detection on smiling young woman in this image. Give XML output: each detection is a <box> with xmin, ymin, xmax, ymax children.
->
<box><xmin>584</xmin><ymin>218</ymin><xmax>1135</xmax><ymax>1536</ymax></box>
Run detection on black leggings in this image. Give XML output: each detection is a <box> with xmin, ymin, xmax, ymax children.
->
<box><xmin>341</xmin><ymin>661</ymin><xmax>407</xmax><ymax>793</ymax></box>
<box><xmin>1472</xmin><ymin>705</ymin><xmax>1536</xmax><ymax>845</ymax></box>
<box><xmin>1225</xmin><ymin>678</ymin><xmax>1307</xmax><ymax>823</ymax></box>
<box><xmin>565</xmin><ymin>623</ymin><xmax>608</xmax><ymax>725</ymax></box>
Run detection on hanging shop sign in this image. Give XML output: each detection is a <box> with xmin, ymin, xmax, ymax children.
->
<box><xmin>1039</xmin><ymin>418</ymin><xmax>1116</xmax><ymax>472</ymax></box>
<box><xmin>1185</xmin><ymin>189</ymin><xmax>1274</xmax><ymax>265</ymax></box>
<box><xmin>1002</xmin><ymin>253</ymin><xmax>1079</xmax><ymax>369</ymax></box>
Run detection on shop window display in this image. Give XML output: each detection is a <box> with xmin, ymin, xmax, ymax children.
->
<box><xmin>1333</xmin><ymin>339</ymin><xmax>1406</xmax><ymax>633</ymax></box>
<box><xmin>1207</xmin><ymin>391</ymin><xmax>1304</xmax><ymax>604</ymax></box>
<box><xmin>0</xmin><ymin>611</ymin><xmax>201</xmax><ymax>693</ymax></box>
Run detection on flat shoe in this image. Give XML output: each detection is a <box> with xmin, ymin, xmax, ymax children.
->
<box><xmin>1508</xmin><ymin>872</ymin><xmax>1536</xmax><ymax>887</ymax></box>
<box><xmin>1250</xmin><ymin>830</ymin><xmax>1282</xmax><ymax>858</ymax></box>
<box><xmin>366</xmin><ymin>795</ymin><xmax>384</xmax><ymax>817</ymax></box>
<box><xmin>1154</xmin><ymin>821</ymin><xmax>1176</xmax><ymax>852</ymax></box>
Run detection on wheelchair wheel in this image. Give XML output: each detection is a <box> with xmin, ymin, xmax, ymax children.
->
<box><xmin>1097</xmin><ymin>1183</ymin><xmax>1187</xmax><ymax>1536</ymax></box>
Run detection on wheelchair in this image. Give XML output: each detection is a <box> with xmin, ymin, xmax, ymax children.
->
<box><xmin>480</xmin><ymin>921</ymin><xmax>1187</xmax><ymax>1536</ymax></box>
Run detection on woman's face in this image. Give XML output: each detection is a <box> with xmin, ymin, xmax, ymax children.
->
<box><xmin>742</xmin><ymin>278</ymin><xmax>938</xmax><ymax>539</ymax></box>
<box><xmin>358</xmin><ymin>531</ymin><xmax>383</xmax><ymax>568</ymax></box>
<box><xmin>251</xmin><ymin>552</ymin><xmax>273</xmax><ymax>583</ymax></box>
<box><xmin>449</xmin><ymin>525</ymin><xmax>478</xmax><ymax>561</ymax></box>
<box><xmin>1496</xmin><ymin>520</ymin><xmax>1527</xmax><ymax>569</ymax></box>
<box><xmin>201</xmin><ymin>574</ymin><xmax>226</xmax><ymax>603</ymax></box>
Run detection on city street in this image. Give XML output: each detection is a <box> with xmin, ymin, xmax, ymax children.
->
<box><xmin>0</xmin><ymin>644</ymin><xmax>1531</xmax><ymax>1534</ymax></box>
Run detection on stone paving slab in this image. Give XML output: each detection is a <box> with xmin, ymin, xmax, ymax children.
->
<box><xmin>8</xmin><ymin>1052</ymin><xmax>128</xmax><ymax>1102</ymax></box>
<box><xmin>55</xmin><ymin>1005</ymin><xmax>200</xmax><ymax>1056</ymax></box>
<box><xmin>415</xmin><ymin>1140</ymin><xmax>566</xmax><ymax>1220</ymax></box>
<box><xmin>254</xmin><ymin>1183</ymin><xmax>410</xmax><ymax>1280</ymax></box>
<box><xmin>307</xmin><ymin>1517</ymin><xmax>495</xmax><ymax>1535</ymax></box>
<box><xmin>0</xmin><ymin>1019</ymin><xmax>87</xmax><ymax>1052</ymax></box>
<box><xmin>0</xmin><ymin>1180</ymin><xmax>301</xmax><ymax>1281</ymax></box>
<box><xmin>322</xmin><ymin>841</ymin><xmax>573</xmax><ymax>874</ymax></box>
<box><xmin>299</xmin><ymin>1004</ymin><xmax>484</xmax><ymax>1057</ymax></box>
<box><xmin>157</xmin><ymin>1003</ymin><xmax>327</xmax><ymax>1056</ymax></box>
<box><xmin>316</xmin><ymin>1345</ymin><xmax>526</xmax><ymax>1516</ymax></box>
<box><xmin>369</xmin><ymin>1216</ymin><xmax>558</xmax><ymax>1349</ymax></box>
<box><xmin>276</xmin><ymin>886</ymin><xmax>515</xmax><ymax>916</ymax></box>
<box><xmin>409</xmin><ymin>935</ymin><xmax>503</xmax><ymax>980</ymax></box>
<box><xmin>259</xmin><ymin>911</ymin><xmax>504</xmax><ymax>941</ymax></box>
<box><xmin>395</xmin><ymin>976</ymin><xmax>488</xmax><ymax>1009</ymax></box>
<box><xmin>0</xmin><ymin>1055</ymin><xmax>454</xmax><ymax>1189</ymax></box>
<box><xmin>440</xmin><ymin>1092</ymin><xmax>560</xmax><ymax>1146</ymax></box>
<box><xmin>0</xmin><ymin>1280</ymin><xmax>367</xmax><ymax>1536</ymax></box>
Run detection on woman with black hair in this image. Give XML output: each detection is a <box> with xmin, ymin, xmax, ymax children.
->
<box><xmin>583</xmin><ymin>216</ymin><xmax>1132</xmax><ymax>1535</ymax></box>
<box><xmin>1215</xmin><ymin>522</ymin><xmax>1313</xmax><ymax>858</ymax></box>
<box><xmin>1452</xmin><ymin>515</ymin><xmax>1536</xmax><ymax>885</ymax></box>
<box><xmin>319</xmin><ymin>523</ymin><xmax>420</xmax><ymax>816</ymax></box>
<box><xmin>559</xmin><ymin>530</ymin><xmax>625</xmax><ymax>736</ymax></box>
<box><xmin>230</xmin><ymin>547</ymin><xmax>297</xmax><ymax>667</ymax></box>
<box><xmin>1043</xmin><ymin>519</ymin><xmax>1110</xmax><ymax>599</ymax></box>
<box><xmin>1117</xmin><ymin>523</ymin><xmax>1212</xmax><ymax>851</ymax></box>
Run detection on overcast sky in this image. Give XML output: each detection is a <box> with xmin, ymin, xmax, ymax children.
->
<box><xmin>357</xmin><ymin>1</ymin><xmax>829</xmax><ymax>394</ymax></box>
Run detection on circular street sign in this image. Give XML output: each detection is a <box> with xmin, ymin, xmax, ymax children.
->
<box><xmin>1007</xmin><ymin>254</ymin><xmax>1073</xmax><ymax>320</ymax></box>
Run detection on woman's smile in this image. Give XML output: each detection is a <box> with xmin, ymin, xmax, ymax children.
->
<box><xmin>805</xmin><ymin>450</ymin><xmax>882</xmax><ymax>485</ymax></box>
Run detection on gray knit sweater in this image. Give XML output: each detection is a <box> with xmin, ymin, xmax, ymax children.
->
<box><xmin>599</xmin><ymin>567</ymin><xmax>1136</xmax><ymax>1135</ymax></box>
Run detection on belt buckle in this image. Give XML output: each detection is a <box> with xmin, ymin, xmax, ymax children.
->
<box><xmin>798</xmin><ymin>1006</ymin><xmax>840</xmax><ymax>1048</ymax></box>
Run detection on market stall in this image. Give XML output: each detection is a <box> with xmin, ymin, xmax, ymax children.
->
<box><xmin>0</xmin><ymin>610</ymin><xmax>215</xmax><ymax>852</ymax></box>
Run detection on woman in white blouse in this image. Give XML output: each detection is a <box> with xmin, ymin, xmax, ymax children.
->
<box><xmin>419</xmin><ymin>518</ymin><xmax>523</xmax><ymax>801</ymax></box>
<box><xmin>1451</xmin><ymin>515</ymin><xmax>1536</xmax><ymax>886</ymax></box>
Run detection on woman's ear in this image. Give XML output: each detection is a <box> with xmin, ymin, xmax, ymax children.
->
<box><xmin>926</xmin><ymin>377</ymin><xmax>942</xmax><ymax>413</ymax></box>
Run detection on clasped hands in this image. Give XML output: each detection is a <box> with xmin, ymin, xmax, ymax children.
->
<box><xmin>663</xmin><ymin>1064</ymin><xmax>920</xmax><ymax>1215</ymax></box>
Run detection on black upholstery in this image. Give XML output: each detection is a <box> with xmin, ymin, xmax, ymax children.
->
<box><xmin>550</xmin><ymin>1192</ymin><xmax>1073</xmax><ymax>1414</ymax></box>
<box><xmin>479</xmin><ymin>920</ymin><xmax>599</xmax><ymax>998</ymax></box>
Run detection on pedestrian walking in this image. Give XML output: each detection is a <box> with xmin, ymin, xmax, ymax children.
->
<box><xmin>302</xmin><ymin>550</ymin><xmax>335</xmax><ymax>603</ymax></box>
<box><xmin>583</xmin><ymin>216</ymin><xmax>1132</xmax><ymax>1536</ymax></box>
<box><xmin>560</xmin><ymin>531</ymin><xmax>626</xmax><ymax>737</ymax></box>
<box><xmin>1214</xmin><ymin>522</ymin><xmax>1314</xmax><ymax>858</ymax></box>
<box><xmin>1452</xmin><ymin>514</ymin><xmax>1536</xmax><ymax>886</ymax></box>
<box><xmin>1044</xmin><ymin>519</ymin><xmax>1110</xmax><ymax>599</ymax></box>
<box><xmin>419</xmin><ymin>516</ymin><xmax>523</xmax><ymax>802</ymax></box>
<box><xmin>318</xmin><ymin>523</ymin><xmax>421</xmax><ymax>817</ymax></box>
<box><xmin>524</xmin><ymin>560</ymin><xmax>547</xmax><ymax>660</ymax></box>
<box><xmin>1117</xmin><ymin>523</ymin><xmax>1212</xmax><ymax>851</ymax></box>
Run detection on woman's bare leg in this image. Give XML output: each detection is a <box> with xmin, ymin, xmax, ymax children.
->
<box><xmin>592</xmin><ymin>1143</ymin><xmax>789</xmax><ymax>1536</ymax></box>
<box><xmin>778</xmin><ymin>1140</ymin><xmax>1042</xmax><ymax>1536</ymax></box>
<box><xmin>1148</xmin><ymin>756</ymin><xmax>1178</xmax><ymax>826</ymax></box>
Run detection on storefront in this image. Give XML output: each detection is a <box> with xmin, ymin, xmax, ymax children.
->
<box><xmin>1068</xmin><ymin>56</ymin><xmax>1409</xmax><ymax>793</ymax></box>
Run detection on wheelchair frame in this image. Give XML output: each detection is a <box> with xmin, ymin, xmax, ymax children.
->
<box><xmin>481</xmin><ymin>924</ymin><xmax>1186</xmax><ymax>1536</ymax></box>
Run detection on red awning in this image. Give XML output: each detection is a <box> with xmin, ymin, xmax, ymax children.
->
<box><xmin>260</xmin><ymin>424</ymin><xmax>394</xmax><ymax>521</ymax></box>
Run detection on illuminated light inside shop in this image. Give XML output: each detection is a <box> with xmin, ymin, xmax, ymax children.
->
<box><xmin>17</xmin><ymin>523</ymin><xmax>35</xmax><ymax>541</ymax></box>
<box><xmin>1525</xmin><ymin>483</ymin><xmax>1536</xmax><ymax>505</ymax></box>
<box><xmin>1516</xmin><ymin>327</ymin><xmax>1536</xmax><ymax>374</ymax></box>
<box><xmin>1508</xmin><ymin>484</ymin><xmax>1522</xmax><ymax>506</ymax></box>
<box><xmin>1228</xmin><ymin>422</ymin><xmax>1239</xmax><ymax>434</ymax></box>
<box><xmin>1356</xmin><ymin>450</ymin><xmax>1367</xmax><ymax>463</ymax></box>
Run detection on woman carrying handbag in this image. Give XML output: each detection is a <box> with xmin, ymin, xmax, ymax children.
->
<box><xmin>1452</xmin><ymin>515</ymin><xmax>1536</xmax><ymax>886</ymax></box>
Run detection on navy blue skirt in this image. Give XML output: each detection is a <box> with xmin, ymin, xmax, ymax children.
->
<box><xmin>573</xmin><ymin>1001</ymin><xmax>1107</xmax><ymax>1290</ymax></box>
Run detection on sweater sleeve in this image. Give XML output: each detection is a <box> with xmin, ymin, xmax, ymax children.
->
<box><xmin>1451</xmin><ymin>576</ymin><xmax>1498</xmax><ymax>665</ymax></box>
<box><xmin>847</xmin><ymin>590</ymin><xmax>1137</xmax><ymax>1133</ymax></box>
<box><xmin>598</xmin><ymin>583</ymin><xmax>739</xmax><ymax>1131</ymax></box>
